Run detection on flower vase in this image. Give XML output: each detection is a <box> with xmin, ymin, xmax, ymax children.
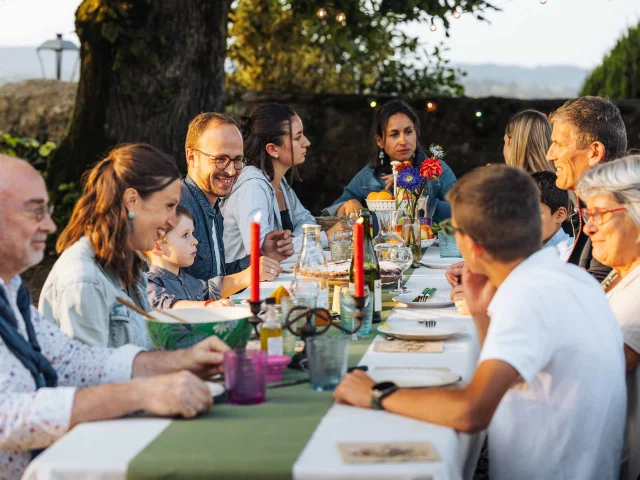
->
<box><xmin>401</xmin><ymin>219</ymin><xmax>422</xmax><ymax>266</ymax></box>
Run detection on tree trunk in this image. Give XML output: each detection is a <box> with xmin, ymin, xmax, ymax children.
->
<box><xmin>49</xmin><ymin>0</ymin><xmax>232</xmax><ymax>188</ymax></box>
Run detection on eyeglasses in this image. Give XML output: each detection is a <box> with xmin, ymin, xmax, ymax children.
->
<box><xmin>0</xmin><ymin>201</ymin><xmax>55</xmax><ymax>222</ymax></box>
<box><xmin>580</xmin><ymin>206</ymin><xmax>626</xmax><ymax>226</ymax></box>
<box><xmin>440</xmin><ymin>218</ymin><xmax>465</xmax><ymax>236</ymax></box>
<box><xmin>193</xmin><ymin>149</ymin><xmax>245</xmax><ymax>170</ymax></box>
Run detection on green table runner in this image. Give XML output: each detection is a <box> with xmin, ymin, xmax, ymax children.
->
<box><xmin>127</xmin><ymin>274</ymin><xmax>412</xmax><ymax>480</ymax></box>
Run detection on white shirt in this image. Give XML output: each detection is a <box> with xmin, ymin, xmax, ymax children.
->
<box><xmin>0</xmin><ymin>276</ymin><xmax>142</xmax><ymax>480</ymax></box>
<box><xmin>606</xmin><ymin>265</ymin><xmax>640</xmax><ymax>480</ymax></box>
<box><xmin>480</xmin><ymin>248</ymin><xmax>626</xmax><ymax>480</ymax></box>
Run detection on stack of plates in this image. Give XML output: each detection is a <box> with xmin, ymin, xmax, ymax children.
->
<box><xmin>393</xmin><ymin>293</ymin><xmax>454</xmax><ymax>308</ymax></box>
<box><xmin>378</xmin><ymin>323</ymin><xmax>464</xmax><ymax>341</ymax></box>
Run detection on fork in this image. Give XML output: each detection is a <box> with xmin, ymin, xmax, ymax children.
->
<box><xmin>424</xmin><ymin>320</ymin><xmax>436</xmax><ymax>328</ymax></box>
<box><xmin>413</xmin><ymin>287</ymin><xmax>437</xmax><ymax>302</ymax></box>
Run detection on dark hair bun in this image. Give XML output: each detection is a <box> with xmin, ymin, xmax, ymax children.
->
<box><xmin>239</xmin><ymin>115</ymin><xmax>252</xmax><ymax>136</ymax></box>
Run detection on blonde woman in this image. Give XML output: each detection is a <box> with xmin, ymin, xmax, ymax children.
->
<box><xmin>503</xmin><ymin>110</ymin><xmax>554</xmax><ymax>172</ymax></box>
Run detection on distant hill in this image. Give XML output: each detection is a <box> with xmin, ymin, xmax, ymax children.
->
<box><xmin>456</xmin><ymin>63</ymin><xmax>590</xmax><ymax>99</ymax></box>
<box><xmin>0</xmin><ymin>46</ymin><xmax>589</xmax><ymax>99</ymax></box>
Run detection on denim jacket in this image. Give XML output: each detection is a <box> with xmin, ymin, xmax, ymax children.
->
<box><xmin>38</xmin><ymin>237</ymin><xmax>152</xmax><ymax>348</ymax></box>
<box><xmin>321</xmin><ymin>148</ymin><xmax>457</xmax><ymax>223</ymax></box>
<box><xmin>180</xmin><ymin>175</ymin><xmax>250</xmax><ymax>282</ymax></box>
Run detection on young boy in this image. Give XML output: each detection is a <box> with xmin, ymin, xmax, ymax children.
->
<box><xmin>145</xmin><ymin>205</ymin><xmax>233</xmax><ymax>310</ymax></box>
<box><xmin>334</xmin><ymin>165</ymin><xmax>625</xmax><ymax>480</ymax></box>
<box><xmin>532</xmin><ymin>171</ymin><xmax>574</xmax><ymax>261</ymax></box>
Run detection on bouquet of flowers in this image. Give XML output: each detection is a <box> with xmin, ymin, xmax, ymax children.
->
<box><xmin>394</xmin><ymin>144</ymin><xmax>444</xmax><ymax>221</ymax></box>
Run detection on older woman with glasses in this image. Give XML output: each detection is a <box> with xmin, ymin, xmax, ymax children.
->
<box><xmin>577</xmin><ymin>155</ymin><xmax>640</xmax><ymax>480</ymax></box>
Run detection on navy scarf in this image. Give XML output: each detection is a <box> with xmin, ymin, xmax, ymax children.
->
<box><xmin>0</xmin><ymin>283</ymin><xmax>57</xmax><ymax>389</ymax></box>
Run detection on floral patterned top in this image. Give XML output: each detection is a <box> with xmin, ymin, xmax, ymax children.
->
<box><xmin>0</xmin><ymin>276</ymin><xmax>143</xmax><ymax>480</ymax></box>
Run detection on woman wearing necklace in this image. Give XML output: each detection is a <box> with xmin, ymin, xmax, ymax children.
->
<box><xmin>321</xmin><ymin>100</ymin><xmax>457</xmax><ymax>222</ymax></box>
<box><xmin>221</xmin><ymin>104</ymin><xmax>344</xmax><ymax>263</ymax></box>
<box><xmin>578</xmin><ymin>155</ymin><xmax>640</xmax><ymax>480</ymax></box>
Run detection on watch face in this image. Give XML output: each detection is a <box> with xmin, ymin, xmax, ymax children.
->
<box><xmin>373</xmin><ymin>381</ymin><xmax>397</xmax><ymax>393</ymax></box>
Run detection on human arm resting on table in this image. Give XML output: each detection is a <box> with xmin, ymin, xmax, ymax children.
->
<box><xmin>333</xmin><ymin>360</ymin><xmax>519</xmax><ymax>434</ymax></box>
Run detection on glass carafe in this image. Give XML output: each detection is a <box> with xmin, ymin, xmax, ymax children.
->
<box><xmin>296</xmin><ymin>224</ymin><xmax>330</xmax><ymax>312</ymax></box>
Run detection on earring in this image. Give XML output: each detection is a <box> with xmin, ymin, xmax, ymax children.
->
<box><xmin>127</xmin><ymin>211</ymin><xmax>135</xmax><ymax>233</ymax></box>
<box><xmin>379</xmin><ymin>149</ymin><xmax>385</xmax><ymax>165</ymax></box>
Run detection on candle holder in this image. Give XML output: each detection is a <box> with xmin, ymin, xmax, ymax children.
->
<box><xmin>247</xmin><ymin>294</ymin><xmax>368</xmax><ymax>370</ymax></box>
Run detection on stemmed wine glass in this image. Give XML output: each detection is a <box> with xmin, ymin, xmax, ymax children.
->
<box><xmin>386</xmin><ymin>246</ymin><xmax>414</xmax><ymax>294</ymax></box>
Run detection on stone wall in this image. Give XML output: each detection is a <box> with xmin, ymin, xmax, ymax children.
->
<box><xmin>2</xmin><ymin>80</ymin><xmax>640</xmax><ymax>214</ymax></box>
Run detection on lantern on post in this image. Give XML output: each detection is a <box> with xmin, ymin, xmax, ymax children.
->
<box><xmin>36</xmin><ymin>33</ymin><xmax>79</xmax><ymax>81</ymax></box>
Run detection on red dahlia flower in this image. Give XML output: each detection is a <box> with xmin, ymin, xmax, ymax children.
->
<box><xmin>420</xmin><ymin>158</ymin><xmax>443</xmax><ymax>179</ymax></box>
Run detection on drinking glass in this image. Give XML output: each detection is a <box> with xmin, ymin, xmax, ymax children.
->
<box><xmin>339</xmin><ymin>285</ymin><xmax>372</xmax><ymax>339</ymax></box>
<box><xmin>330</xmin><ymin>229</ymin><xmax>353</xmax><ymax>262</ymax></box>
<box><xmin>224</xmin><ymin>349</ymin><xmax>267</xmax><ymax>405</ymax></box>
<box><xmin>345</xmin><ymin>211</ymin><xmax>360</xmax><ymax>227</ymax></box>
<box><xmin>306</xmin><ymin>336</ymin><xmax>349</xmax><ymax>391</ymax></box>
<box><xmin>386</xmin><ymin>246</ymin><xmax>414</xmax><ymax>293</ymax></box>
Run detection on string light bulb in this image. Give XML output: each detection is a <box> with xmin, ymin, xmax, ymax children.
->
<box><xmin>370</xmin><ymin>100</ymin><xmax>377</xmax><ymax>108</ymax></box>
<box><xmin>317</xmin><ymin>8</ymin><xmax>327</xmax><ymax>19</ymax></box>
<box><xmin>429</xmin><ymin>21</ymin><xmax>437</xmax><ymax>32</ymax></box>
<box><xmin>336</xmin><ymin>12</ymin><xmax>346</xmax><ymax>23</ymax></box>
<box><xmin>475</xmin><ymin>111</ymin><xmax>483</xmax><ymax>118</ymax></box>
<box><xmin>426</xmin><ymin>101</ymin><xmax>438</xmax><ymax>112</ymax></box>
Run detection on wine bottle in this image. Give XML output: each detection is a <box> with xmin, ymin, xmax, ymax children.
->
<box><xmin>350</xmin><ymin>209</ymin><xmax>382</xmax><ymax>323</ymax></box>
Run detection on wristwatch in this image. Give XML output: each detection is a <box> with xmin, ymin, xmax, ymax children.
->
<box><xmin>371</xmin><ymin>381</ymin><xmax>399</xmax><ymax>410</ymax></box>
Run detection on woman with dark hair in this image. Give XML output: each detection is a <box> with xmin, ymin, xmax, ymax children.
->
<box><xmin>322</xmin><ymin>100</ymin><xmax>457</xmax><ymax>222</ymax></box>
<box><xmin>221</xmin><ymin>104</ymin><xmax>343</xmax><ymax>262</ymax></box>
<box><xmin>39</xmin><ymin>144</ymin><xmax>182</xmax><ymax>348</ymax></box>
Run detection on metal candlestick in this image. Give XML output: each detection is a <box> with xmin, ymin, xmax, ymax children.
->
<box><xmin>247</xmin><ymin>295</ymin><xmax>368</xmax><ymax>369</ymax></box>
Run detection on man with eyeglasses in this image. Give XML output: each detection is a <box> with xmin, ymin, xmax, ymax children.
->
<box><xmin>334</xmin><ymin>165</ymin><xmax>626</xmax><ymax>480</ymax></box>
<box><xmin>180</xmin><ymin>112</ymin><xmax>294</xmax><ymax>287</ymax></box>
<box><xmin>546</xmin><ymin>96</ymin><xmax>628</xmax><ymax>282</ymax></box>
<box><xmin>0</xmin><ymin>154</ymin><xmax>236</xmax><ymax>479</ymax></box>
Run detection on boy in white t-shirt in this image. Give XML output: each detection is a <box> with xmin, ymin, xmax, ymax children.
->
<box><xmin>334</xmin><ymin>165</ymin><xmax>626</xmax><ymax>480</ymax></box>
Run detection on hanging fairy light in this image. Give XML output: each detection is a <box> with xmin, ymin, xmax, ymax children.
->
<box><xmin>429</xmin><ymin>20</ymin><xmax>437</xmax><ymax>32</ymax></box>
<box><xmin>317</xmin><ymin>8</ymin><xmax>327</xmax><ymax>18</ymax></box>
<box><xmin>426</xmin><ymin>101</ymin><xmax>438</xmax><ymax>112</ymax></box>
<box><xmin>336</xmin><ymin>12</ymin><xmax>346</xmax><ymax>23</ymax></box>
<box><xmin>475</xmin><ymin>111</ymin><xmax>483</xmax><ymax>118</ymax></box>
<box><xmin>370</xmin><ymin>100</ymin><xmax>377</xmax><ymax>108</ymax></box>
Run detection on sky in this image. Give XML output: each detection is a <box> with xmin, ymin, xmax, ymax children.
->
<box><xmin>0</xmin><ymin>0</ymin><xmax>638</xmax><ymax>69</ymax></box>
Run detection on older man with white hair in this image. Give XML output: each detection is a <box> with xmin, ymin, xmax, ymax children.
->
<box><xmin>0</xmin><ymin>155</ymin><xmax>230</xmax><ymax>480</ymax></box>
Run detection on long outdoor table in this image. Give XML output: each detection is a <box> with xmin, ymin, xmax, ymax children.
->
<box><xmin>23</xmin><ymin>247</ymin><xmax>483</xmax><ymax>480</ymax></box>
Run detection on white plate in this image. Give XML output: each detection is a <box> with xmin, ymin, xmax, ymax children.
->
<box><xmin>421</xmin><ymin>238</ymin><xmax>436</xmax><ymax>248</ymax></box>
<box><xmin>378</xmin><ymin>324</ymin><xmax>463</xmax><ymax>341</ymax></box>
<box><xmin>420</xmin><ymin>258</ymin><xmax>462</xmax><ymax>269</ymax></box>
<box><xmin>205</xmin><ymin>381</ymin><xmax>225</xmax><ymax>397</ymax></box>
<box><xmin>369</xmin><ymin>368</ymin><xmax>460</xmax><ymax>388</ymax></box>
<box><xmin>393</xmin><ymin>293</ymin><xmax>454</xmax><ymax>308</ymax></box>
<box><xmin>150</xmin><ymin>306</ymin><xmax>251</xmax><ymax>324</ymax></box>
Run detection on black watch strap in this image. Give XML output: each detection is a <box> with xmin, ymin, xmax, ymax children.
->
<box><xmin>371</xmin><ymin>381</ymin><xmax>399</xmax><ymax>410</ymax></box>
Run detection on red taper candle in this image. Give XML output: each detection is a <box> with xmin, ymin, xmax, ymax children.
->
<box><xmin>250</xmin><ymin>212</ymin><xmax>261</xmax><ymax>302</ymax></box>
<box><xmin>353</xmin><ymin>220</ymin><xmax>364</xmax><ymax>297</ymax></box>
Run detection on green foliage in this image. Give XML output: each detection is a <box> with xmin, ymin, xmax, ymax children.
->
<box><xmin>0</xmin><ymin>133</ymin><xmax>80</xmax><ymax>243</ymax></box>
<box><xmin>227</xmin><ymin>0</ymin><xmax>493</xmax><ymax>96</ymax></box>
<box><xmin>0</xmin><ymin>132</ymin><xmax>55</xmax><ymax>171</ymax></box>
<box><xmin>580</xmin><ymin>21</ymin><xmax>640</xmax><ymax>99</ymax></box>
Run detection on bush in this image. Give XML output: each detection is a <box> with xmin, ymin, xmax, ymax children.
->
<box><xmin>580</xmin><ymin>22</ymin><xmax>640</xmax><ymax>99</ymax></box>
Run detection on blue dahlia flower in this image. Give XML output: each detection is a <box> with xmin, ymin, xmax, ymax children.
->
<box><xmin>398</xmin><ymin>167</ymin><xmax>423</xmax><ymax>192</ymax></box>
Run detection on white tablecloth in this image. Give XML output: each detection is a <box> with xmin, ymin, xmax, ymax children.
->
<box><xmin>24</xmin><ymin>247</ymin><xmax>484</xmax><ymax>480</ymax></box>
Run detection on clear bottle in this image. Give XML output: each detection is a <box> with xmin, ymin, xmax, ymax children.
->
<box><xmin>296</xmin><ymin>224</ymin><xmax>330</xmax><ymax>314</ymax></box>
<box><xmin>260</xmin><ymin>298</ymin><xmax>283</xmax><ymax>356</ymax></box>
<box><xmin>349</xmin><ymin>209</ymin><xmax>382</xmax><ymax>323</ymax></box>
